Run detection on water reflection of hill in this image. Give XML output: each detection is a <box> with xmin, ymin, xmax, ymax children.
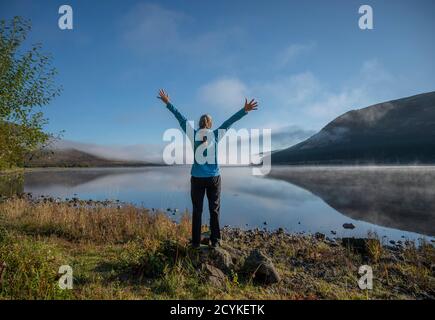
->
<box><xmin>268</xmin><ymin>167</ymin><xmax>435</xmax><ymax>237</ymax></box>
<box><xmin>23</xmin><ymin>168</ymin><xmax>153</xmax><ymax>188</ymax></box>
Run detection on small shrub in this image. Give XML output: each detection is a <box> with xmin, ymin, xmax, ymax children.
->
<box><xmin>367</xmin><ymin>232</ymin><xmax>383</xmax><ymax>263</ymax></box>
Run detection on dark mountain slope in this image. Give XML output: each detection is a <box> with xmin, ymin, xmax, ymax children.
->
<box><xmin>271</xmin><ymin>91</ymin><xmax>435</xmax><ymax>164</ymax></box>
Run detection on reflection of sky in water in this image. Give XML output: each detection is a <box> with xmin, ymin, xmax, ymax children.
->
<box><xmin>23</xmin><ymin>167</ymin><xmax>434</xmax><ymax>242</ymax></box>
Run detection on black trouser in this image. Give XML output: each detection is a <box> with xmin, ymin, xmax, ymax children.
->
<box><xmin>191</xmin><ymin>175</ymin><xmax>221</xmax><ymax>246</ymax></box>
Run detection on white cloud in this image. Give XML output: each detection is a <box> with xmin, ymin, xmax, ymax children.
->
<box><xmin>306</xmin><ymin>88</ymin><xmax>366</xmax><ymax>119</ymax></box>
<box><xmin>361</xmin><ymin>59</ymin><xmax>394</xmax><ymax>83</ymax></box>
<box><xmin>120</xmin><ymin>3</ymin><xmax>244</xmax><ymax>65</ymax></box>
<box><xmin>246</xmin><ymin>59</ymin><xmax>404</xmax><ymax>127</ymax></box>
<box><xmin>305</xmin><ymin>59</ymin><xmax>398</xmax><ymax>119</ymax></box>
<box><xmin>196</xmin><ymin>58</ymin><xmax>409</xmax><ymax>134</ymax></box>
<box><xmin>121</xmin><ymin>3</ymin><xmax>186</xmax><ymax>53</ymax></box>
<box><xmin>256</xmin><ymin>71</ymin><xmax>321</xmax><ymax>106</ymax></box>
<box><xmin>277</xmin><ymin>42</ymin><xmax>316</xmax><ymax>67</ymax></box>
<box><xmin>197</xmin><ymin>78</ymin><xmax>249</xmax><ymax>110</ymax></box>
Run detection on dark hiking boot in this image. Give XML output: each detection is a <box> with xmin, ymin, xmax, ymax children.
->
<box><xmin>210</xmin><ymin>240</ymin><xmax>221</xmax><ymax>248</ymax></box>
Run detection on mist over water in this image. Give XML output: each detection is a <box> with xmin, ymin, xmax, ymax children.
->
<box><xmin>4</xmin><ymin>166</ymin><xmax>435</xmax><ymax>242</ymax></box>
<box><xmin>268</xmin><ymin>166</ymin><xmax>435</xmax><ymax>237</ymax></box>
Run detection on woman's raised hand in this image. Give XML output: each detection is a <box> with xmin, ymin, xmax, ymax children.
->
<box><xmin>157</xmin><ymin>89</ymin><xmax>170</xmax><ymax>104</ymax></box>
<box><xmin>244</xmin><ymin>98</ymin><xmax>259</xmax><ymax>112</ymax></box>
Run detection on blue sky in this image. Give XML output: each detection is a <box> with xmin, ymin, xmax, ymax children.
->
<box><xmin>1</xmin><ymin>0</ymin><xmax>435</xmax><ymax>160</ymax></box>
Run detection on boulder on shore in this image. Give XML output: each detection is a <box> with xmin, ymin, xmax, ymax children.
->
<box><xmin>202</xmin><ymin>263</ymin><xmax>227</xmax><ymax>288</ymax></box>
<box><xmin>242</xmin><ymin>249</ymin><xmax>281</xmax><ymax>284</ymax></box>
<box><xmin>195</xmin><ymin>243</ymin><xmax>280</xmax><ymax>286</ymax></box>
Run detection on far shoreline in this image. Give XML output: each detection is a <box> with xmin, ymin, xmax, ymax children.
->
<box><xmin>3</xmin><ymin>163</ymin><xmax>435</xmax><ymax>174</ymax></box>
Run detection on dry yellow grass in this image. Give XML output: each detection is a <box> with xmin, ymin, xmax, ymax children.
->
<box><xmin>1</xmin><ymin>197</ymin><xmax>191</xmax><ymax>244</ymax></box>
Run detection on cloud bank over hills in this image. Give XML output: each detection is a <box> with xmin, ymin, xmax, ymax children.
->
<box><xmin>49</xmin><ymin>125</ymin><xmax>314</xmax><ymax>165</ymax></box>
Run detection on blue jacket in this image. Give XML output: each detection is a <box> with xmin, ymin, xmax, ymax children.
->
<box><xmin>166</xmin><ymin>102</ymin><xmax>248</xmax><ymax>177</ymax></box>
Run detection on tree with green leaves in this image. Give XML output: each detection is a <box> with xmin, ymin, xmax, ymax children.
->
<box><xmin>0</xmin><ymin>17</ymin><xmax>61</xmax><ymax>169</ymax></box>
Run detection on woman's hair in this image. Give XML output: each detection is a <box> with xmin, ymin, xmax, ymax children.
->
<box><xmin>199</xmin><ymin>114</ymin><xmax>212</xmax><ymax>129</ymax></box>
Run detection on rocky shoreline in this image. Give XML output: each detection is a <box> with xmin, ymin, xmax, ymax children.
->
<box><xmin>195</xmin><ymin>227</ymin><xmax>434</xmax><ymax>296</ymax></box>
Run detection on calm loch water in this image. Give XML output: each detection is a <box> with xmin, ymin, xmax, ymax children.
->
<box><xmin>2</xmin><ymin>166</ymin><xmax>435</xmax><ymax>242</ymax></box>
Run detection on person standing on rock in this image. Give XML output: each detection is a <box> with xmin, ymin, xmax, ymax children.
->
<box><xmin>157</xmin><ymin>89</ymin><xmax>258</xmax><ymax>248</ymax></box>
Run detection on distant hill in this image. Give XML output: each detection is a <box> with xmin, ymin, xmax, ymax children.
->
<box><xmin>25</xmin><ymin>148</ymin><xmax>151</xmax><ymax>168</ymax></box>
<box><xmin>271</xmin><ymin>91</ymin><xmax>435</xmax><ymax>164</ymax></box>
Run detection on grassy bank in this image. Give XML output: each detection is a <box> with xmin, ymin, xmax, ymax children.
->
<box><xmin>0</xmin><ymin>196</ymin><xmax>434</xmax><ymax>300</ymax></box>
<box><xmin>0</xmin><ymin>168</ymin><xmax>25</xmax><ymax>176</ymax></box>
